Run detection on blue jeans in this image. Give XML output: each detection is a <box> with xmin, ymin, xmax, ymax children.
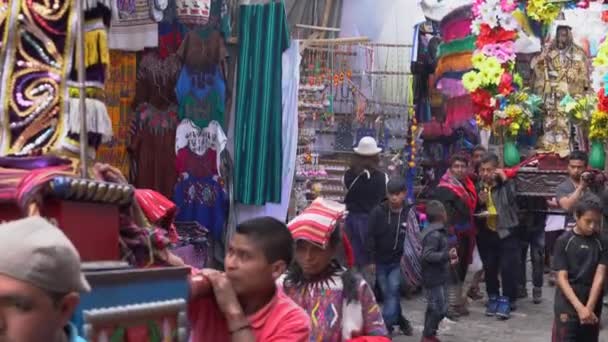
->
<box><xmin>423</xmin><ymin>285</ymin><xmax>448</xmax><ymax>337</ymax></box>
<box><xmin>376</xmin><ymin>262</ymin><xmax>402</xmax><ymax>327</ymax></box>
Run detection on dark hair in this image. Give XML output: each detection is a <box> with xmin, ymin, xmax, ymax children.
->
<box><xmin>426</xmin><ymin>200</ymin><xmax>446</xmax><ymax>223</ymax></box>
<box><xmin>449</xmin><ymin>154</ymin><xmax>469</xmax><ymax>167</ymax></box>
<box><xmin>236</xmin><ymin>217</ymin><xmax>294</xmax><ymax>265</ymax></box>
<box><xmin>569</xmin><ymin>150</ymin><xmax>588</xmax><ymax>166</ymax></box>
<box><xmin>284</xmin><ymin>224</ymin><xmax>344</xmax><ymax>288</ymax></box>
<box><xmin>472</xmin><ymin>145</ymin><xmax>487</xmax><ymax>154</ymax></box>
<box><xmin>387</xmin><ymin>179</ymin><xmax>407</xmax><ymax>195</ymax></box>
<box><xmin>350</xmin><ymin>154</ymin><xmax>380</xmax><ymax>174</ymax></box>
<box><xmin>574</xmin><ymin>198</ymin><xmax>602</xmax><ymax>218</ymax></box>
<box><xmin>480</xmin><ymin>152</ymin><xmax>500</xmax><ymax>167</ymax></box>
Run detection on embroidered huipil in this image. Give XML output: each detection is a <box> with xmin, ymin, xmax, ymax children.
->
<box><xmin>279</xmin><ymin>270</ymin><xmax>386</xmax><ymax>342</ymax></box>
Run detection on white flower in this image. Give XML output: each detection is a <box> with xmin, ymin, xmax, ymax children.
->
<box><xmin>483</xmin><ymin>13</ymin><xmax>499</xmax><ymax>28</ymax></box>
<box><xmin>499</xmin><ymin>14</ymin><xmax>519</xmax><ymax>31</ymax></box>
<box><xmin>471</xmin><ymin>20</ymin><xmax>482</xmax><ymax>35</ymax></box>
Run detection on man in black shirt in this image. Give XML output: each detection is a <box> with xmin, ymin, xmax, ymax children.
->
<box><xmin>553</xmin><ymin>199</ymin><xmax>607</xmax><ymax>342</ymax></box>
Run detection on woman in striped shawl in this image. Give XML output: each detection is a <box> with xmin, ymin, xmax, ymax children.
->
<box><xmin>279</xmin><ymin>198</ymin><xmax>389</xmax><ymax>342</ymax></box>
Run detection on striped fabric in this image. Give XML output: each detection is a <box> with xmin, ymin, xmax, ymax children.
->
<box><xmin>287</xmin><ymin>198</ymin><xmax>346</xmax><ymax>249</ymax></box>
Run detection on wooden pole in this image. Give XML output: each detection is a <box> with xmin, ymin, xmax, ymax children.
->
<box><xmin>76</xmin><ymin>0</ymin><xmax>88</xmax><ymax>178</ymax></box>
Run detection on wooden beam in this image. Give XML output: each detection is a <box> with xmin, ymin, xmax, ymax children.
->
<box><xmin>295</xmin><ymin>24</ymin><xmax>341</xmax><ymax>32</ymax></box>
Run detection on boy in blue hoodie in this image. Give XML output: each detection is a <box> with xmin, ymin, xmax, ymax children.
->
<box><xmin>420</xmin><ymin>200</ymin><xmax>457</xmax><ymax>342</ymax></box>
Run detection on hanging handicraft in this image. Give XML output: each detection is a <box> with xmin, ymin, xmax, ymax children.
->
<box><xmin>0</xmin><ymin>0</ymin><xmax>78</xmax><ymax>156</ymax></box>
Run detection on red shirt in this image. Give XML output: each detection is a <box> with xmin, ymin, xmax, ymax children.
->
<box><xmin>188</xmin><ymin>288</ymin><xmax>310</xmax><ymax>341</ymax></box>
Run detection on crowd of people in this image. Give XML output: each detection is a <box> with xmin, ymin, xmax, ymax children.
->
<box><xmin>1</xmin><ymin>137</ymin><xmax>608</xmax><ymax>342</ymax></box>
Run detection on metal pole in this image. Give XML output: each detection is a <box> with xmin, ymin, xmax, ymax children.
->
<box><xmin>76</xmin><ymin>0</ymin><xmax>88</xmax><ymax>178</ymax></box>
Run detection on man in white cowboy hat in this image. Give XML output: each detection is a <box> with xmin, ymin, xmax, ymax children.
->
<box><xmin>0</xmin><ymin>217</ymin><xmax>90</xmax><ymax>342</ymax></box>
<box><xmin>343</xmin><ymin>136</ymin><xmax>389</xmax><ymax>287</ymax></box>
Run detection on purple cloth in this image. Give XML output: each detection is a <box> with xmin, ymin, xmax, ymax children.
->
<box><xmin>0</xmin><ymin>156</ymin><xmax>71</xmax><ymax>170</ymax></box>
<box><xmin>345</xmin><ymin>212</ymin><xmax>371</xmax><ymax>267</ymax></box>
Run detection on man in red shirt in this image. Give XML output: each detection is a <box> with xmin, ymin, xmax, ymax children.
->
<box><xmin>189</xmin><ymin>217</ymin><xmax>310</xmax><ymax>341</ymax></box>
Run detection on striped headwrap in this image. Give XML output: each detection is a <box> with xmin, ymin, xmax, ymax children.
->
<box><xmin>287</xmin><ymin>198</ymin><xmax>346</xmax><ymax>249</ymax></box>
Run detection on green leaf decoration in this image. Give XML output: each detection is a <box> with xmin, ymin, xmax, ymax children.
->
<box><xmin>148</xmin><ymin>321</ymin><xmax>162</xmax><ymax>342</ymax></box>
<box><xmin>110</xmin><ymin>327</ymin><xmax>126</xmax><ymax>342</ymax></box>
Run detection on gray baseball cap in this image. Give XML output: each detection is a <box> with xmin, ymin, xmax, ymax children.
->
<box><xmin>0</xmin><ymin>216</ymin><xmax>91</xmax><ymax>293</ymax></box>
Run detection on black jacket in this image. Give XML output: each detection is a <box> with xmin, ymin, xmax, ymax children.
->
<box><xmin>367</xmin><ymin>201</ymin><xmax>411</xmax><ymax>265</ymax></box>
<box><xmin>420</xmin><ymin>223</ymin><xmax>450</xmax><ymax>288</ymax></box>
<box><xmin>344</xmin><ymin>169</ymin><xmax>388</xmax><ymax>214</ymax></box>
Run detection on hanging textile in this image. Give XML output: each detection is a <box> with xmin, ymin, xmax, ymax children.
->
<box><xmin>233</xmin><ymin>1</ymin><xmax>290</xmax><ymax>205</ymax></box>
<box><xmin>236</xmin><ymin>39</ymin><xmax>300</xmax><ymax>223</ymax></box>
<box><xmin>176</xmin><ymin>0</ymin><xmax>231</xmax><ymax>38</ymax></box>
<box><xmin>109</xmin><ymin>0</ymin><xmax>159</xmax><ymax>51</ymax></box>
<box><xmin>128</xmin><ymin>103</ymin><xmax>179</xmax><ymax>199</ymax></box>
<box><xmin>0</xmin><ymin>0</ymin><xmax>77</xmax><ymax>156</ymax></box>
<box><xmin>96</xmin><ymin>51</ymin><xmax>137</xmax><ymax>176</ymax></box>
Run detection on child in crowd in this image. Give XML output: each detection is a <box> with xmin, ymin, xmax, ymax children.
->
<box><xmin>367</xmin><ymin>179</ymin><xmax>416</xmax><ymax>336</ymax></box>
<box><xmin>552</xmin><ymin>199</ymin><xmax>607</xmax><ymax>342</ymax></box>
<box><xmin>282</xmin><ymin>198</ymin><xmax>388</xmax><ymax>341</ymax></box>
<box><xmin>420</xmin><ymin>200</ymin><xmax>455</xmax><ymax>342</ymax></box>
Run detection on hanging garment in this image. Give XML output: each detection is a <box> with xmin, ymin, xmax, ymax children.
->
<box><xmin>175</xmin><ymin>119</ymin><xmax>227</xmax><ymax>176</ymax></box>
<box><xmin>176</xmin><ymin>0</ymin><xmax>231</xmax><ymax>37</ymax></box>
<box><xmin>96</xmin><ymin>51</ymin><xmax>137</xmax><ymax>176</ymax></box>
<box><xmin>0</xmin><ymin>1</ymin><xmax>113</xmax><ymax>156</ymax></box>
<box><xmin>109</xmin><ymin>0</ymin><xmax>159</xmax><ymax>51</ymax></box>
<box><xmin>175</xmin><ymin>65</ymin><xmax>226</xmax><ymax>129</ymax></box>
<box><xmin>128</xmin><ymin>103</ymin><xmax>178</xmax><ymax>199</ymax></box>
<box><xmin>175</xmin><ymin>147</ymin><xmax>218</xmax><ymax>179</ymax></box>
<box><xmin>233</xmin><ymin>1</ymin><xmax>290</xmax><ymax>205</ymax></box>
<box><xmin>235</xmin><ymin>39</ymin><xmax>300</xmax><ymax>223</ymax></box>
<box><xmin>173</xmin><ymin>175</ymin><xmax>226</xmax><ymax>242</ymax></box>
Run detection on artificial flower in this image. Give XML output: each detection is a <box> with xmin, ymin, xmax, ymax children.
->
<box><xmin>480</xmin><ymin>42</ymin><xmax>516</xmax><ymax>63</ymax></box>
<box><xmin>462</xmin><ymin>71</ymin><xmax>482</xmax><ymax>92</ymax></box>
<box><xmin>598</xmin><ymin>88</ymin><xmax>608</xmax><ymax>112</ymax></box>
<box><xmin>500</xmin><ymin>0</ymin><xmax>518</xmax><ymax>12</ymax></box>
<box><xmin>589</xmin><ymin>109</ymin><xmax>608</xmax><ymax>140</ymax></box>
<box><xmin>513</xmin><ymin>73</ymin><xmax>523</xmax><ymax>89</ymax></box>
<box><xmin>526</xmin><ymin>0</ymin><xmax>561</xmax><ymax>24</ymax></box>
<box><xmin>499</xmin><ymin>14</ymin><xmax>520</xmax><ymax>31</ymax></box>
<box><xmin>498</xmin><ymin>72</ymin><xmax>514</xmax><ymax>95</ymax></box>
<box><xmin>472</xmin><ymin>53</ymin><xmax>486</xmax><ymax>69</ymax></box>
<box><xmin>476</xmin><ymin>24</ymin><xmax>518</xmax><ymax>48</ymax></box>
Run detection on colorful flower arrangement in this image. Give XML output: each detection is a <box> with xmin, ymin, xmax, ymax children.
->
<box><xmin>559</xmin><ymin>94</ymin><xmax>597</xmax><ymax>125</ymax></box>
<box><xmin>466</xmin><ymin>0</ymin><xmax>520</xmax><ymax>130</ymax></box>
<box><xmin>590</xmin><ymin>38</ymin><xmax>608</xmax><ymax>140</ymax></box>
<box><xmin>526</xmin><ymin>0</ymin><xmax>562</xmax><ymax>25</ymax></box>
<box><xmin>493</xmin><ymin>91</ymin><xmax>540</xmax><ymax>138</ymax></box>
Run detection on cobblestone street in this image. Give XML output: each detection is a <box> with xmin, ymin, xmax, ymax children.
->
<box><xmin>393</xmin><ymin>282</ymin><xmax>608</xmax><ymax>342</ymax></box>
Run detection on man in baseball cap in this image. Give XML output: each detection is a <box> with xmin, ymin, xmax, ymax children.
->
<box><xmin>0</xmin><ymin>216</ymin><xmax>90</xmax><ymax>342</ymax></box>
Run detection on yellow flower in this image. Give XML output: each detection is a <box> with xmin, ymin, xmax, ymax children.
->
<box><xmin>462</xmin><ymin>71</ymin><xmax>481</xmax><ymax>92</ymax></box>
<box><xmin>472</xmin><ymin>53</ymin><xmax>485</xmax><ymax>69</ymax></box>
<box><xmin>479</xmin><ymin>70</ymin><xmax>493</xmax><ymax>86</ymax></box>
<box><xmin>483</xmin><ymin>57</ymin><xmax>501</xmax><ymax>72</ymax></box>
<box><xmin>593</xmin><ymin>55</ymin><xmax>607</xmax><ymax>67</ymax></box>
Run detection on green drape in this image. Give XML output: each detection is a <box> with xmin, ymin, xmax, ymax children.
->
<box><xmin>234</xmin><ymin>1</ymin><xmax>289</xmax><ymax>205</ymax></box>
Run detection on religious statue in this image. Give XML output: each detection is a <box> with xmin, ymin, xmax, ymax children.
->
<box><xmin>532</xmin><ymin>25</ymin><xmax>590</xmax><ymax>156</ymax></box>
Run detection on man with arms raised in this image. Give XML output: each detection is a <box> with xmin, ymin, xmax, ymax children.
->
<box><xmin>189</xmin><ymin>217</ymin><xmax>310</xmax><ymax>341</ymax></box>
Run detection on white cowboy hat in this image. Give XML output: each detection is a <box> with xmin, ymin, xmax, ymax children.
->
<box><xmin>353</xmin><ymin>136</ymin><xmax>382</xmax><ymax>156</ymax></box>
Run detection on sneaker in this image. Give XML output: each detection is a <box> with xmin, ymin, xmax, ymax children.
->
<box><xmin>496</xmin><ymin>296</ymin><xmax>511</xmax><ymax>320</ymax></box>
<box><xmin>486</xmin><ymin>295</ymin><xmax>498</xmax><ymax>317</ymax></box>
<box><xmin>533</xmin><ymin>287</ymin><xmax>542</xmax><ymax>304</ymax></box>
<box><xmin>421</xmin><ymin>336</ymin><xmax>441</xmax><ymax>342</ymax></box>
<box><xmin>398</xmin><ymin>317</ymin><xmax>414</xmax><ymax>336</ymax></box>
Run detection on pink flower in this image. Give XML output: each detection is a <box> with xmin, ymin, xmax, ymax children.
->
<box><xmin>472</xmin><ymin>0</ymin><xmax>486</xmax><ymax>16</ymax></box>
<box><xmin>480</xmin><ymin>41</ymin><xmax>516</xmax><ymax>63</ymax></box>
<box><xmin>500</xmin><ymin>0</ymin><xmax>518</xmax><ymax>12</ymax></box>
